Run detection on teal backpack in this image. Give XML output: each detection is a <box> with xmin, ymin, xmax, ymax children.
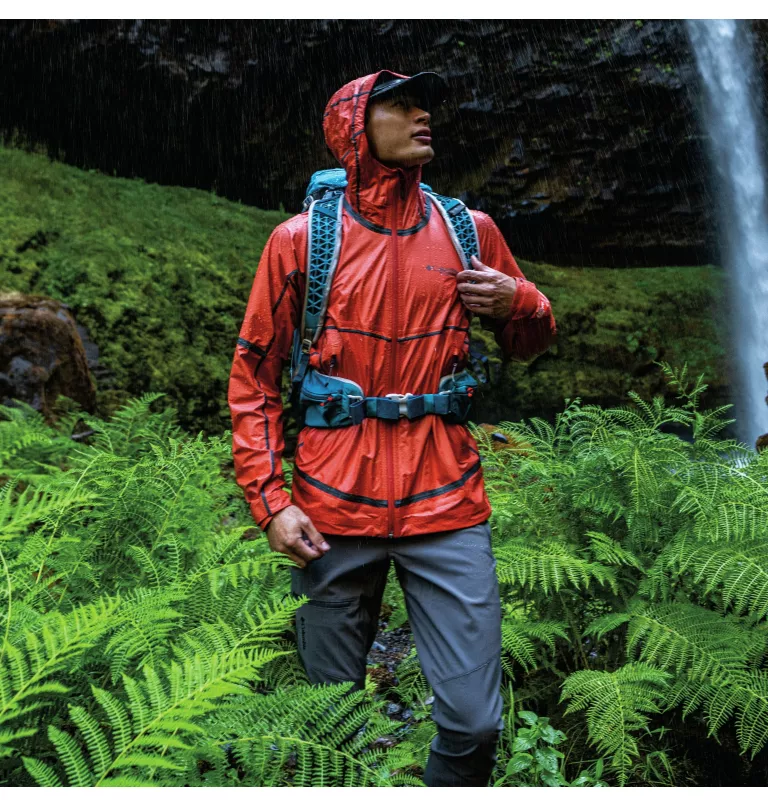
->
<box><xmin>289</xmin><ymin>168</ymin><xmax>488</xmax><ymax>429</ymax></box>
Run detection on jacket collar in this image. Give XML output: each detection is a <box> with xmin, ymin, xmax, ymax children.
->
<box><xmin>323</xmin><ymin>70</ymin><xmax>427</xmax><ymax>231</ymax></box>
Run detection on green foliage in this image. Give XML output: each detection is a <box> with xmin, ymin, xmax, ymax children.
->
<box><xmin>491</xmin><ymin>690</ymin><xmax>607</xmax><ymax>787</ymax></box>
<box><xmin>0</xmin><ymin>396</ymin><xmax>415</xmax><ymax>786</ymax></box>
<box><xmin>0</xmin><ymin>145</ymin><xmax>290</xmax><ymax>434</ymax></box>
<box><xmin>3</xmin><ymin>353</ymin><xmax>768</xmax><ymax>786</ymax></box>
<box><xmin>561</xmin><ymin>662</ymin><xmax>671</xmax><ymax>784</ymax></box>
<box><xmin>475</xmin><ymin>360</ymin><xmax>768</xmax><ymax>784</ymax></box>
<box><xmin>390</xmin><ymin>648</ymin><xmax>432</xmax><ymax>717</ymax></box>
<box><xmin>198</xmin><ymin>682</ymin><xmax>422</xmax><ymax>787</ymax></box>
<box><xmin>501</xmin><ymin>607</ymin><xmax>568</xmax><ymax>674</ymax></box>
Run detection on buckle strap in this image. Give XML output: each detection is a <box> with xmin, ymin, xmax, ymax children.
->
<box><xmin>344</xmin><ymin>391</ymin><xmax>471</xmax><ymax>423</ymax></box>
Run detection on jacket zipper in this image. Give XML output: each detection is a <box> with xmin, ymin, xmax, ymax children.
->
<box><xmin>386</xmin><ymin>176</ymin><xmax>405</xmax><ymax>538</ymax></box>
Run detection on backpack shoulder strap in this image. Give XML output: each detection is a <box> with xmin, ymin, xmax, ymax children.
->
<box><xmin>289</xmin><ymin>190</ymin><xmax>343</xmax><ymax>407</ymax></box>
<box><xmin>299</xmin><ymin>190</ymin><xmax>344</xmax><ymax>350</ymax></box>
<box><xmin>423</xmin><ymin>191</ymin><xmax>480</xmax><ymax>270</ymax></box>
<box><xmin>423</xmin><ymin>191</ymin><xmax>491</xmax><ymax>384</ymax></box>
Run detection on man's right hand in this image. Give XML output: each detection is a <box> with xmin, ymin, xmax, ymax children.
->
<box><xmin>266</xmin><ymin>505</ymin><xmax>330</xmax><ymax>568</ymax></box>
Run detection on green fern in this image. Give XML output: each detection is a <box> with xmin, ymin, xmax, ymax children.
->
<box><xmin>199</xmin><ymin>683</ymin><xmax>423</xmax><ymax>786</ymax></box>
<box><xmin>667</xmin><ymin>535</ymin><xmax>768</xmax><ymax>619</ymax></box>
<box><xmin>626</xmin><ymin>603</ymin><xmax>765</xmax><ymax>682</ymax></box>
<box><xmin>23</xmin><ymin>647</ymin><xmax>287</xmax><ymax>786</ymax></box>
<box><xmin>561</xmin><ymin>662</ymin><xmax>671</xmax><ymax>785</ymax></box>
<box><xmin>0</xmin><ymin>596</ymin><xmax>119</xmax><ymax>758</ymax></box>
<box><xmin>501</xmin><ymin>607</ymin><xmax>569</xmax><ymax>673</ymax></box>
<box><xmin>495</xmin><ymin>538</ymin><xmax>617</xmax><ymax>595</ymax></box>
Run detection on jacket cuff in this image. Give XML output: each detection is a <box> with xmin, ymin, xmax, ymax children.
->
<box><xmin>251</xmin><ymin>490</ymin><xmax>293</xmax><ymax>533</ymax></box>
<box><xmin>507</xmin><ymin>278</ymin><xmax>542</xmax><ymax>320</ymax></box>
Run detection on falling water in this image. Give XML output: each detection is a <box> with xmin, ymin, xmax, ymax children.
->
<box><xmin>684</xmin><ymin>20</ymin><xmax>768</xmax><ymax>451</ymax></box>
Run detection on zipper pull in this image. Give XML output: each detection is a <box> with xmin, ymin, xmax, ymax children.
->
<box><xmin>329</xmin><ymin>355</ymin><xmax>337</xmax><ymax>376</ymax></box>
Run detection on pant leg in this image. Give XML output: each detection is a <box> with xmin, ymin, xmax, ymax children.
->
<box><xmin>391</xmin><ymin>519</ymin><xmax>504</xmax><ymax>787</ymax></box>
<box><xmin>290</xmin><ymin>535</ymin><xmax>390</xmax><ymax>691</ymax></box>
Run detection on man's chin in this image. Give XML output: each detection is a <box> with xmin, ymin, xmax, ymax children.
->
<box><xmin>403</xmin><ymin>146</ymin><xmax>435</xmax><ymax>167</ymax></box>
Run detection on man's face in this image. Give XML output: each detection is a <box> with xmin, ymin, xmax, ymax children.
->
<box><xmin>365</xmin><ymin>90</ymin><xmax>434</xmax><ymax>169</ymax></box>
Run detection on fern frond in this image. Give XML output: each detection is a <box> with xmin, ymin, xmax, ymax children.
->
<box><xmin>684</xmin><ymin>538</ymin><xmax>768</xmax><ymax>619</ymax></box>
<box><xmin>105</xmin><ymin>588</ymin><xmax>184</xmax><ymax>681</ymax></box>
<box><xmin>0</xmin><ymin>596</ymin><xmax>119</xmax><ymax>755</ymax></box>
<box><xmin>627</xmin><ymin>603</ymin><xmax>764</xmax><ymax>682</ymax></box>
<box><xmin>495</xmin><ymin>539</ymin><xmax>617</xmax><ymax>595</ymax></box>
<box><xmin>203</xmin><ymin>683</ymin><xmax>412</xmax><ymax>786</ymax></box>
<box><xmin>390</xmin><ymin>648</ymin><xmax>431</xmax><ymax>708</ymax></box>
<box><xmin>501</xmin><ymin>610</ymin><xmax>569</xmax><ymax>672</ymax></box>
<box><xmin>588</xmin><ymin>532</ymin><xmax>644</xmax><ymax>570</ymax></box>
<box><xmin>34</xmin><ymin>646</ymin><xmax>288</xmax><ymax>786</ymax></box>
<box><xmin>583</xmin><ymin>612</ymin><xmax>632</xmax><ymax>641</ymax></box>
<box><xmin>561</xmin><ymin>661</ymin><xmax>671</xmax><ymax>785</ymax></box>
<box><xmin>22</xmin><ymin>755</ymin><xmax>63</xmax><ymax>786</ymax></box>
<box><xmin>0</xmin><ymin>476</ymin><xmax>97</xmax><ymax>544</ymax></box>
<box><xmin>666</xmin><ymin>670</ymin><xmax>768</xmax><ymax>758</ymax></box>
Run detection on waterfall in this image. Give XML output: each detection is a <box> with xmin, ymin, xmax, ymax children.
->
<box><xmin>684</xmin><ymin>20</ymin><xmax>768</xmax><ymax>450</ymax></box>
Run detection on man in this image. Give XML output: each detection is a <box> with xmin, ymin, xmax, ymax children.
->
<box><xmin>228</xmin><ymin>69</ymin><xmax>557</xmax><ymax>786</ymax></box>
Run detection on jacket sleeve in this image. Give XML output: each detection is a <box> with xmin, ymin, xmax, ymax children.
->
<box><xmin>471</xmin><ymin>210</ymin><xmax>557</xmax><ymax>363</ymax></box>
<box><xmin>228</xmin><ymin>221</ymin><xmax>304</xmax><ymax>533</ymax></box>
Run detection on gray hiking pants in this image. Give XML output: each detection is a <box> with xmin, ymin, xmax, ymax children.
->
<box><xmin>289</xmin><ymin>518</ymin><xmax>504</xmax><ymax>787</ymax></box>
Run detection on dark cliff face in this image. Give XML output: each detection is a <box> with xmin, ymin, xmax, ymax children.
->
<box><xmin>2</xmin><ymin>19</ymin><xmax>764</xmax><ymax>268</ymax></box>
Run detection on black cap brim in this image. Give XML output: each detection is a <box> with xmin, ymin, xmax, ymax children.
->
<box><xmin>369</xmin><ymin>71</ymin><xmax>448</xmax><ymax>111</ymax></box>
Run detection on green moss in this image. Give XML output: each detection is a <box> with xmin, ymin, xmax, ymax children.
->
<box><xmin>0</xmin><ymin>145</ymin><xmax>290</xmax><ymax>434</ymax></box>
<box><xmin>0</xmin><ymin>145</ymin><xmax>730</xmax><ymax>436</ymax></box>
<box><xmin>470</xmin><ymin>260</ymin><xmax>728</xmax><ymax>425</ymax></box>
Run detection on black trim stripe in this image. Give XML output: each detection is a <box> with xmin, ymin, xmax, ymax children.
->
<box><xmin>342</xmin><ymin>194</ymin><xmax>431</xmax><ymax>236</ymax></box>
<box><xmin>397</xmin><ymin>460</ymin><xmax>483</xmax><ymax>506</ymax></box>
<box><xmin>324</xmin><ymin>325</ymin><xmax>391</xmax><ymax>342</ymax></box>
<box><xmin>397</xmin><ymin>325</ymin><xmax>469</xmax><ymax>343</ymax></box>
<box><xmin>294</xmin><ymin>465</ymin><xmax>388</xmax><ymax>507</ymax></box>
<box><xmin>320</xmin><ymin>324</ymin><xmax>466</xmax><ymax>343</ymax></box>
<box><xmin>323</xmin><ymin>90</ymin><xmax>372</xmax><ymax>116</ymax></box>
<box><xmin>294</xmin><ymin>459</ymin><xmax>483</xmax><ymax>508</ymax></box>
<box><xmin>236</xmin><ymin>268</ymin><xmax>299</xmax><ymax>363</ymax></box>
<box><xmin>273</xmin><ymin>268</ymin><xmax>299</xmax><ymax>314</ymax></box>
<box><xmin>237</xmin><ymin>337</ymin><xmax>266</xmax><ymax>355</ymax></box>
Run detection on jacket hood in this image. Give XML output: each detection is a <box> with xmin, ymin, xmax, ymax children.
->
<box><xmin>323</xmin><ymin>70</ymin><xmax>427</xmax><ymax>230</ymax></box>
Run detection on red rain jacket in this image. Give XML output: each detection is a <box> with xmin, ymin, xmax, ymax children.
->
<box><xmin>228</xmin><ymin>70</ymin><xmax>557</xmax><ymax>538</ymax></box>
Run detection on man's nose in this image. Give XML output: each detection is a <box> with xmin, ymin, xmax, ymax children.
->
<box><xmin>414</xmin><ymin>108</ymin><xmax>431</xmax><ymax>124</ymax></box>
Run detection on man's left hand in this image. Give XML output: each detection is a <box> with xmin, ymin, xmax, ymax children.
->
<box><xmin>456</xmin><ymin>255</ymin><xmax>518</xmax><ymax>318</ymax></box>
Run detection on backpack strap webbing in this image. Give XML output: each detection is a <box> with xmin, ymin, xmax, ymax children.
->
<box><xmin>422</xmin><ymin>191</ymin><xmax>480</xmax><ymax>270</ymax></box>
<box><xmin>289</xmin><ymin>190</ymin><xmax>343</xmax><ymax>407</ymax></box>
<box><xmin>301</xmin><ymin>191</ymin><xmax>344</xmax><ymax>347</ymax></box>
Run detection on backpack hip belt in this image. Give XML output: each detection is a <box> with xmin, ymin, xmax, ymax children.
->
<box><xmin>296</xmin><ymin>364</ymin><xmax>477</xmax><ymax>429</ymax></box>
<box><xmin>289</xmin><ymin>168</ymin><xmax>483</xmax><ymax>430</ymax></box>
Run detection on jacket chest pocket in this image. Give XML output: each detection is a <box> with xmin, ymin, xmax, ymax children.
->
<box><xmin>402</xmin><ymin>261</ymin><xmax>460</xmax><ymax>319</ymax></box>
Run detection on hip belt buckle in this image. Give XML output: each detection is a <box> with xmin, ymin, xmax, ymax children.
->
<box><xmin>384</xmin><ymin>392</ymin><xmax>415</xmax><ymax>418</ymax></box>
